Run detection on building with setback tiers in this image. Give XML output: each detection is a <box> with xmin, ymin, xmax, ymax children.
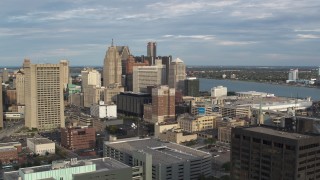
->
<box><xmin>168</xmin><ymin>58</ymin><xmax>186</xmax><ymax>92</ymax></box>
<box><xmin>231</xmin><ymin>126</ymin><xmax>320</xmax><ymax>180</ymax></box>
<box><xmin>104</xmin><ymin>138</ymin><xmax>212</xmax><ymax>180</ymax></box>
<box><xmin>23</xmin><ymin>59</ymin><xmax>66</xmax><ymax>131</ymax></box>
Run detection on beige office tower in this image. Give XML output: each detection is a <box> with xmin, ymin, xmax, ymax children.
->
<box><xmin>0</xmin><ymin>77</ymin><xmax>3</xmax><ymax>128</ymax></box>
<box><xmin>168</xmin><ymin>58</ymin><xmax>186</xmax><ymax>92</ymax></box>
<box><xmin>81</xmin><ymin>68</ymin><xmax>101</xmax><ymax>107</ymax></box>
<box><xmin>23</xmin><ymin>59</ymin><xmax>65</xmax><ymax>131</ymax></box>
<box><xmin>16</xmin><ymin>69</ymin><xmax>25</xmax><ymax>105</ymax></box>
<box><xmin>132</xmin><ymin>59</ymin><xmax>166</xmax><ymax>93</ymax></box>
<box><xmin>2</xmin><ymin>68</ymin><xmax>9</xmax><ymax>83</ymax></box>
<box><xmin>103</xmin><ymin>44</ymin><xmax>130</xmax><ymax>87</ymax></box>
<box><xmin>59</xmin><ymin>60</ymin><xmax>69</xmax><ymax>90</ymax></box>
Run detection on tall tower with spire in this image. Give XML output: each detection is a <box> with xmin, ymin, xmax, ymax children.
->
<box><xmin>103</xmin><ymin>41</ymin><xmax>122</xmax><ymax>87</ymax></box>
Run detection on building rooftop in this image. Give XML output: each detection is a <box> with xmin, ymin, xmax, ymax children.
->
<box><xmin>239</xmin><ymin>126</ymin><xmax>316</xmax><ymax>140</ymax></box>
<box><xmin>4</xmin><ymin>157</ymin><xmax>129</xmax><ymax>180</ymax></box>
<box><xmin>105</xmin><ymin>138</ymin><xmax>211</xmax><ymax>165</ymax></box>
<box><xmin>0</xmin><ymin>142</ymin><xmax>21</xmax><ymax>148</ymax></box>
<box><xmin>27</xmin><ymin>138</ymin><xmax>54</xmax><ymax>145</ymax></box>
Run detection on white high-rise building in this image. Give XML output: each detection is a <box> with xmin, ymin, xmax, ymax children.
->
<box><xmin>81</xmin><ymin>68</ymin><xmax>102</xmax><ymax>107</ymax></box>
<box><xmin>211</xmin><ymin>86</ymin><xmax>227</xmax><ymax>98</ymax></box>
<box><xmin>132</xmin><ymin>59</ymin><xmax>166</xmax><ymax>93</ymax></box>
<box><xmin>23</xmin><ymin>59</ymin><xmax>65</xmax><ymax>131</ymax></box>
<box><xmin>288</xmin><ymin>69</ymin><xmax>298</xmax><ymax>81</ymax></box>
<box><xmin>168</xmin><ymin>58</ymin><xmax>186</xmax><ymax>92</ymax></box>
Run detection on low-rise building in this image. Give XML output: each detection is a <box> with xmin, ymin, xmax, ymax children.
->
<box><xmin>154</xmin><ymin>121</ymin><xmax>179</xmax><ymax>138</ymax></box>
<box><xmin>218</xmin><ymin>126</ymin><xmax>232</xmax><ymax>143</ymax></box>
<box><xmin>104</xmin><ymin>138</ymin><xmax>212</xmax><ymax>180</ymax></box>
<box><xmin>0</xmin><ymin>142</ymin><xmax>21</xmax><ymax>165</ymax></box>
<box><xmin>90</xmin><ymin>101</ymin><xmax>117</xmax><ymax>119</ymax></box>
<box><xmin>27</xmin><ymin>138</ymin><xmax>55</xmax><ymax>155</ymax></box>
<box><xmin>4</xmin><ymin>157</ymin><xmax>136</xmax><ymax>180</ymax></box>
<box><xmin>159</xmin><ymin>128</ymin><xmax>197</xmax><ymax>144</ymax></box>
<box><xmin>177</xmin><ymin>114</ymin><xmax>218</xmax><ymax>133</ymax></box>
<box><xmin>61</xmin><ymin>126</ymin><xmax>96</xmax><ymax>151</ymax></box>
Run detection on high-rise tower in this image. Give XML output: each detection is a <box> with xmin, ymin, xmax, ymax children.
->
<box><xmin>168</xmin><ymin>58</ymin><xmax>186</xmax><ymax>92</ymax></box>
<box><xmin>147</xmin><ymin>42</ymin><xmax>157</xmax><ymax>65</ymax></box>
<box><xmin>2</xmin><ymin>68</ymin><xmax>9</xmax><ymax>83</ymax></box>
<box><xmin>23</xmin><ymin>59</ymin><xmax>65</xmax><ymax>131</ymax></box>
<box><xmin>0</xmin><ymin>77</ymin><xmax>3</xmax><ymax>128</ymax></box>
<box><xmin>103</xmin><ymin>42</ymin><xmax>130</xmax><ymax>87</ymax></box>
<box><xmin>16</xmin><ymin>69</ymin><xmax>25</xmax><ymax>105</ymax></box>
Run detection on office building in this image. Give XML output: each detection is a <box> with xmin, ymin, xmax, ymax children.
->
<box><xmin>211</xmin><ymin>86</ymin><xmax>227</xmax><ymax>98</ymax></box>
<box><xmin>144</xmin><ymin>85</ymin><xmax>175</xmax><ymax>124</ymax></box>
<box><xmin>103</xmin><ymin>43</ymin><xmax>129</xmax><ymax>87</ymax></box>
<box><xmin>184</xmin><ymin>77</ymin><xmax>199</xmax><ymax>97</ymax></box>
<box><xmin>0</xmin><ymin>142</ymin><xmax>21</xmax><ymax>165</ymax></box>
<box><xmin>231</xmin><ymin>126</ymin><xmax>320</xmax><ymax>180</ymax></box>
<box><xmin>177</xmin><ymin>114</ymin><xmax>218</xmax><ymax>133</ymax></box>
<box><xmin>104</xmin><ymin>84</ymin><xmax>124</xmax><ymax>104</ymax></box>
<box><xmin>27</xmin><ymin>138</ymin><xmax>55</xmax><ymax>155</ymax></box>
<box><xmin>132</xmin><ymin>59</ymin><xmax>166</xmax><ymax>93</ymax></box>
<box><xmin>81</xmin><ymin>68</ymin><xmax>102</xmax><ymax>107</ymax></box>
<box><xmin>90</xmin><ymin>101</ymin><xmax>117</xmax><ymax>119</ymax></box>
<box><xmin>147</xmin><ymin>42</ymin><xmax>157</xmax><ymax>65</ymax></box>
<box><xmin>59</xmin><ymin>60</ymin><xmax>70</xmax><ymax>90</ymax></box>
<box><xmin>158</xmin><ymin>127</ymin><xmax>197</xmax><ymax>144</ymax></box>
<box><xmin>117</xmin><ymin>91</ymin><xmax>152</xmax><ymax>117</ymax></box>
<box><xmin>5</xmin><ymin>89</ymin><xmax>17</xmax><ymax>105</ymax></box>
<box><xmin>61</xmin><ymin>126</ymin><xmax>96</xmax><ymax>151</ymax></box>
<box><xmin>159</xmin><ymin>56</ymin><xmax>172</xmax><ymax>85</ymax></box>
<box><xmin>15</xmin><ymin>70</ymin><xmax>25</xmax><ymax>105</ymax></box>
<box><xmin>104</xmin><ymin>138</ymin><xmax>212</xmax><ymax>180</ymax></box>
<box><xmin>288</xmin><ymin>68</ymin><xmax>299</xmax><ymax>81</ymax></box>
<box><xmin>168</xmin><ymin>58</ymin><xmax>186</xmax><ymax>92</ymax></box>
<box><xmin>0</xmin><ymin>77</ymin><xmax>3</xmax><ymax>128</ymax></box>
<box><xmin>4</xmin><ymin>157</ymin><xmax>135</xmax><ymax>180</ymax></box>
<box><xmin>23</xmin><ymin>59</ymin><xmax>65</xmax><ymax>131</ymax></box>
<box><xmin>2</xmin><ymin>68</ymin><xmax>9</xmax><ymax>83</ymax></box>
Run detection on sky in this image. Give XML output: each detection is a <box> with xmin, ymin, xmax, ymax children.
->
<box><xmin>0</xmin><ymin>0</ymin><xmax>320</xmax><ymax>66</ymax></box>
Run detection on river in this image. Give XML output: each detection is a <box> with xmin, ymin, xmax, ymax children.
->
<box><xmin>199</xmin><ymin>78</ymin><xmax>320</xmax><ymax>101</ymax></box>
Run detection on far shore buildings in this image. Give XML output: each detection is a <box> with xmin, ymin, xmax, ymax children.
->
<box><xmin>23</xmin><ymin>59</ymin><xmax>67</xmax><ymax>131</ymax></box>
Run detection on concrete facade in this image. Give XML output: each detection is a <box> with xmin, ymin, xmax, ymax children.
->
<box><xmin>27</xmin><ymin>138</ymin><xmax>55</xmax><ymax>155</ymax></box>
<box><xmin>168</xmin><ymin>58</ymin><xmax>186</xmax><ymax>92</ymax></box>
<box><xmin>23</xmin><ymin>59</ymin><xmax>65</xmax><ymax>131</ymax></box>
<box><xmin>15</xmin><ymin>70</ymin><xmax>25</xmax><ymax>105</ymax></box>
<box><xmin>178</xmin><ymin>114</ymin><xmax>218</xmax><ymax>133</ymax></box>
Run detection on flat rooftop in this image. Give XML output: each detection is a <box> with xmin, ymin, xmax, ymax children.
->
<box><xmin>105</xmin><ymin>138</ymin><xmax>211</xmax><ymax>165</ymax></box>
<box><xmin>240</xmin><ymin>126</ymin><xmax>316</xmax><ymax>140</ymax></box>
<box><xmin>4</xmin><ymin>157</ymin><xmax>129</xmax><ymax>180</ymax></box>
<box><xmin>0</xmin><ymin>142</ymin><xmax>20</xmax><ymax>148</ymax></box>
<box><xmin>27</xmin><ymin>138</ymin><xmax>54</xmax><ymax>144</ymax></box>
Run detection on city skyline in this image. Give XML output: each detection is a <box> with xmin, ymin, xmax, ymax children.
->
<box><xmin>1</xmin><ymin>0</ymin><xmax>320</xmax><ymax>66</ymax></box>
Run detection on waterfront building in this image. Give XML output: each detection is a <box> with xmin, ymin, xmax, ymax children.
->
<box><xmin>184</xmin><ymin>77</ymin><xmax>199</xmax><ymax>97</ymax></box>
<box><xmin>4</xmin><ymin>157</ymin><xmax>135</xmax><ymax>180</ymax></box>
<box><xmin>104</xmin><ymin>138</ymin><xmax>212</xmax><ymax>180</ymax></box>
<box><xmin>168</xmin><ymin>58</ymin><xmax>186</xmax><ymax>92</ymax></box>
<box><xmin>23</xmin><ymin>59</ymin><xmax>65</xmax><ymax>131</ymax></box>
<box><xmin>211</xmin><ymin>85</ymin><xmax>227</xmax><ymax>98</ymax></box>
<box><xmin>231</xmin><ymin>126</ymin><xmax>320</xmax><ymax>180</ymax></box>
<box><xmin>287</xmin><ymin>68</ymin><xmax>299</xmax><ymax>82</ymax></box>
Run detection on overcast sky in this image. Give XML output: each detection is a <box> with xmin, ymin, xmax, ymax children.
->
<box><xmin>1</xmin><ymin>0</ymin><xmax>320</xmax><ymax>66</ymax></box>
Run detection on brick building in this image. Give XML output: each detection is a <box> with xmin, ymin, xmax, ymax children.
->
<box><xmin>61</xmin><ymin>126</ymin><xmax>96</xmax><ymax>151</ymax></box>
<box><xmin>0</xmin><ymin>142</ymin><xmax>21</xmax><ymax>165</ymax></box>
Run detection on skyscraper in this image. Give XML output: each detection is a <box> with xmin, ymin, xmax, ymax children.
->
<box><xmin>184</xmin><ymin>77</ymin><xmax>199</xmax><ymax>97</ymax></box>
<box><xmin>16</xmin><ymin>69</ymin><xmax>25</xmax><ymax>105</ymax></box>
<box><xmin>0</xmin><ymin>77</ymin><xmax>3</xmax><ymax>128</ymax></box>
<box><xmin>59</xmin><ymin>60</ymin><xmax>70</xmax><ymax>90</ymax></box>
<box><xmin>168</xmin><ymin>58</ymin><xmax>186</xmax><ymax>92</ymax></box>
<box><xmin>147</xmin><ymin>42</ymin><xmax>157</xmax><ymax>65</ymax></box>
<box><xmin>2</xmin><ymin>68</ymin><xmax>9</xmax><ymax>83</ymax></box>
<box><xmin>81</xmin><ymin>68</ymin><xmax>101</xmax><ymax>107</ymax></box>
<box><xmin>288</xmin><ymin>68</ymin><xmax>299</xmax><ymax>81</ymax></box>
<box><xmin>23</xmin><ymin>59</ymin><xmax>65</xmax><ymax>131</ymax></box>
<box><xmin>103</xmin><ymin>43</ymin><xmax>130</xmax><ymax>87</ymax></box>
<box><xmin>151</xmin><ymin>85</ymin><xmax>175</xmax><ymax>123</ymax></box>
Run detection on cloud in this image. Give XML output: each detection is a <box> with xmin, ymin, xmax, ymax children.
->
<box><xmin>162</xmin><ymin>34</ymin><xmax>215</xmax><ymax>40</ymax></box>
<box><xmin>297</xmin><ymin>34</ymin><xmax>320</xmax><ymax>39</ymax></box>
<box><xmin>218</xmin><ymin>40</ymin><xmax>256</xmax><ymax>46</ymax></box>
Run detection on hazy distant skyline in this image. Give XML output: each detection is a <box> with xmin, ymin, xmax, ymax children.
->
<box><xmin>1</xmin><ymin>0</ymin><xmax>320</xmax><ymax>66</ymax></box>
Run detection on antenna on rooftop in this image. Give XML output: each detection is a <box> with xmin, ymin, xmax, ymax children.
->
<box><xmin>111</xmin><ymin>39</ymin><xmax>114</xmax><ymax>47</ymax></box>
